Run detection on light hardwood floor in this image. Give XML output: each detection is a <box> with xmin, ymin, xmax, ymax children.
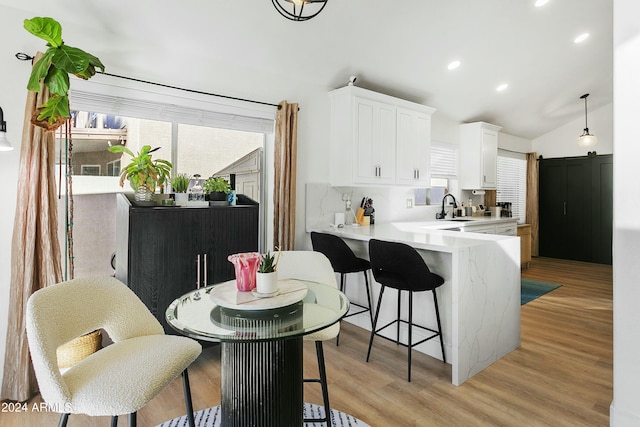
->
<box><xmin>0</xmin><ymin>257</ymin><xmax>612</xmax><ymax>426</ymax></box>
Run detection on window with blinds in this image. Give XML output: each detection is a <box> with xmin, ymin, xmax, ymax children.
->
<box><xmin>497</xmin><ymin>150</ymin><xmax>527</xmax><ymax>222</ymax></box>
<box><xmin>430</xmin><ymin>143</ymin><xmax>458</xmax><ymax>177</ymax></box>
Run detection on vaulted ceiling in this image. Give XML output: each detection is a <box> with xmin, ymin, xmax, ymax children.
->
<box><xmin>2</xmin><ymin>0</ymin><xmax>613</xmax><ymax>140</ymax></box>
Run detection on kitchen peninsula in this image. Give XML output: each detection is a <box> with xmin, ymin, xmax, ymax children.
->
<box><xmin>314</xmin><ymin>219</ymin><xmax>520</xmax><ymax>386</ymax></box>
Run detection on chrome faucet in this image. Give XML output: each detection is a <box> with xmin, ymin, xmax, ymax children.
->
<box><xmin>437</xmin><ymin>194</ymin><xmax>457</xmax><ymax>219</ymax></box>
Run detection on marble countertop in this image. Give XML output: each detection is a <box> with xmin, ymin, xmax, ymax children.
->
<box><xmin>315</xmin><ymin>218</ymin><xmax>518</xmax><ymax>254</ymax></box>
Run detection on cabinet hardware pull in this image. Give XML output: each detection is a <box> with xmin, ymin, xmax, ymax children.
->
<box><xmin>196</xmin><ymin>254</ymin><xmax>201</xmax><ymax>289</ymax></box>
<box><xmin>563</xmin><ymin>202</ymin><xmax>566</xmax><ymax>216</ymax></box>
<box><xmin>203</xmin><ymin>253</ymin><xmax>208</xmax><ymax>288</ymax></box>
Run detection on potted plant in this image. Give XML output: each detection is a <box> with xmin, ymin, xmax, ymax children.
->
<box><xmin>203</xmin><ymin>176</ymin><xmax>231</xmax><ymax>202</ymax></box>
<box><xmin>108</xmin><ymin>144</ymin><xmax>172</xmax><ymax>204</ymax></box>
<box><xmin>170</xmin><ymin>173</ymin><xmax>190</xmax><ymax>204</ymax></box>
<box><xmin>256</xmin><ymin>251</ymin><xmax>279</xmax><ymax>295</ymax></box>
<box><xmin>23</xmin><ymin>17</ymin><xmax>105</xmax><ymax>131</ymax></box>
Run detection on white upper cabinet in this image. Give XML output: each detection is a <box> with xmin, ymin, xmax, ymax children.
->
<box><xmin>329</xmin><ymin>86</ymin><xmax>436</xmax><ymax>187</ymax></box>
<box><xmin>459</xmin><ymin>122</ymin><xmax>502</xmax><ymax>189</ymax></box>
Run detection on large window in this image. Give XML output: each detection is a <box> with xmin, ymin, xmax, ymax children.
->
<box><xmin>496</xmin><ymin>150</ymin><xmax>527</xmax><ymax>222</ymax></box>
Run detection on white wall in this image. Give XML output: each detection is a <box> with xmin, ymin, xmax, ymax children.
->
<box><xmin>533</xmin><ymin>102</ymin><xmax>613</xmax><ymax>158</ymax></box>
<box><xmin>611</xmin><ymin>0</ymin><xmax>640</xmax><ymax>425</ymax></box>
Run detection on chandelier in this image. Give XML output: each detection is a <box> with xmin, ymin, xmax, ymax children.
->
<box><xmin>272</xmin><ymin>0</ymin><xmax>328</xmax><ymax>22</ymax></box>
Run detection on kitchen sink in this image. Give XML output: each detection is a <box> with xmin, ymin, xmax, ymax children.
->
<box><xmin>450</xmin><ymin>218</ymin><xmax>474</xmax><ymax>222</ymax></box>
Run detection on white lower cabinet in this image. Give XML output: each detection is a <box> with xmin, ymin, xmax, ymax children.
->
<box><xmin>463</xmin><ymin>220</ymin><xmax>517</xmax><ymax>236</ymax></box>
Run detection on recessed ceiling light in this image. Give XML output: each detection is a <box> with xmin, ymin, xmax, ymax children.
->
<box><xmin>447</xmin><ymin>60</ymin><xmax>461</xmax><ymax>70</ymax></box>
<box><xmin>574</xmin><ymin>33</ymin><xmax>590</xmax><ymax>43</ymax></box>
<box><xmin>535</xmin><ymin>0</ymin><xmax>550</xmax><ymax>7</ymax></box>
<box><xmin>496</xmin><ymin>83</ymin><xmax>509</xmax><ymax>92</ymax></box>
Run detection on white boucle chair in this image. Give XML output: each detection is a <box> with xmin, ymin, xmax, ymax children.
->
<box><xmin>276</xmin><ymin>251</ymin><xmax>340</xmax><ymax>425</ymax></box>
<box><xmin>26</xmin><ymin>276</ymin><xmax>202</xmax><ymax>427</ymax></box>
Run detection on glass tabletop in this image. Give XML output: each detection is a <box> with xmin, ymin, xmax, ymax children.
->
<box><xmin>165</xmin><ymin>279</ymin><xmax>350</xmax><ymax>342</ymax></box>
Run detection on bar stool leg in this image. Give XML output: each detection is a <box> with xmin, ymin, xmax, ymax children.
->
<box><xmin>396</xmin><ymin>289</ymin><xmax>402</xmax><ymax>345</ymax></box>
<box><xmin>433</xmin><ymin>289</ymin><xmax>446</xmax><ymax>363</ymax></box>
<box><xmin>363</xmin><ymin>270</ymin><xmax>374</xmax><ymax>327</ymax></box>
<box><xmin>366</xmin><ymin>286</ymin><xmax>386</xmax><ymax>362</ymax></box>
<box><xmin>408</xmin><ymin>291</ymin><xmax>413</xmax><ymax>382</ymax></box>
<box><xmin>336</xmin><ymin>273</ymin><xmax>347</xmax><ymax>346</ymax></box>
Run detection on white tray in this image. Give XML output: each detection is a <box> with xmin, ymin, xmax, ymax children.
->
<box><xmin>209</xmin><ymin>279</ymin><xmax>308</xmax><ymax>310</ymax></box>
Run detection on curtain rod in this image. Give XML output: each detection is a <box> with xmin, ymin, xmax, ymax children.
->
<box><xmin>15</xmin><ymin>52</ymin><xmax>283</xmax><ymax>110</ymax></box>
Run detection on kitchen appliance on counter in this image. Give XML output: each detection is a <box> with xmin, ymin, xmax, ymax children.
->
<box><xmin>497</xmin><ymin>202</ymin><xmax>513</xmax><ymax>217</ymax></box>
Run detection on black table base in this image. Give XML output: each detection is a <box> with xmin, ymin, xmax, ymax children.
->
<box><xmin>221</xmin><ymin>337</ymin><xmax>303</xmax><ymax>427</ymax></box>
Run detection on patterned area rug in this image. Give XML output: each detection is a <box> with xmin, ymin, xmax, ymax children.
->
<box><xmin>155</xmin><ymin>403</ymin><xmax>371</xmax><ymax>427</ymax></box>
<box><xmin>521</xmin><ymin>278</ymin><xmax>561</xmax><ymax>305</ymax></box>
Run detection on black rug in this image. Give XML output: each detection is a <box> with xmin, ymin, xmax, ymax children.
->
<box><xmin>155</xmin><ymin>403</ymin><xmax>371</xmax><ymax>426</ymax></box>
<box><xmin>521</xmin><ymin>278</ymin><xmax>561</xmax><ymax>305</ymax></box>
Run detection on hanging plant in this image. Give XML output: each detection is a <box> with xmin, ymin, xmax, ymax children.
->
<box><xmin>23</xmin><ymin>17</ymin><xmax>105</xmax><ymax>131</ymax></box>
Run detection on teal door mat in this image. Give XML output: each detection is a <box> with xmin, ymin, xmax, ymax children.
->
<box><xmin>521</xmin><ymin>279</ymin><xmax>561</xmax><ymax>305</ymax></box>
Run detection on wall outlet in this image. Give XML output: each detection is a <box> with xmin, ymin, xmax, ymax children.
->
<box><xmin>406</xmin><ymin>199</ymin><xmax>413</xmax><ymax>208</ymax></box>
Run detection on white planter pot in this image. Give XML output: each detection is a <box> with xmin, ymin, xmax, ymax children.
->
<box><xmin>174</xmin><ymin>193</ymin><xmax>188</xmax><ymax>204</ymax></box>
<box><xmin>256</xmin><ymin>271</ymin><xmax>278</xmax><ymax>294</ymax></box>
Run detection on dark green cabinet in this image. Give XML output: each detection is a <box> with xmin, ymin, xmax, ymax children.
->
<box><xmin>539</xmin><ymin>155</ymin><xmax>612</xmax><ymax>264</ymax></box>
<box><xmin>115</xmin><ymin>194</ymin><xmax>259</xmax><ymax>333</ymax></box>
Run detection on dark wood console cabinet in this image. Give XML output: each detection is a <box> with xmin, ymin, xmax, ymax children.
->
<box><xmin>115</xmin><ymin>193</ymin><xmax>259</xmax><ymax>333</ymax></box>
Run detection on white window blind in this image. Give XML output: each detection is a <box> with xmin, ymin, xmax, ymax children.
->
<box><xmin>430</xmin><ymin>142</ymin><xmax>458</xmax><ymax>177</ymax></box>
<box><xmin>69</xmin><ymin>88</ymin><xmax>275</xmax><ymax>134</ymax></box>
<box><xmin>497</xmin><ymin>150</ymin><xmax>527</xmax><ymax>222</ymax></box>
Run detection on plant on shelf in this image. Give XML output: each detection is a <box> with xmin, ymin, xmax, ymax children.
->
<box><xmin>108</xmin><ymin>144</ymin><xmax>172</xmax><ymax>202</ymax></box>
<box><xmin>170</xmin><ymin>173</ymin><xmax>190</xmax><ymax>193</ymax></box>
<box><xmin>23</xmin><ymin>16</ymin><xmax>105</xmax><ymax>131</ymax></box>
<box><xmin>203</xmin><ymin>176</ymin><xmax>231</xmax><ymax>201</ymax></box>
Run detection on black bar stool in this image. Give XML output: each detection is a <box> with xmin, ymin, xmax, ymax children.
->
<box><xmin>366</xmin><ymin>239</ymin><xmax>446</xmax><ymax>382</ymax></box>
<box><xmin>310</xmin><ymin>232</ymin><xmax>373</xmax><ymax>330</ymax></box>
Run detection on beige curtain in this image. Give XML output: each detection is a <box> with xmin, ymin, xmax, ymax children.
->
<box><xmin>1</xmin><ymin>53</ymin><xmax>63</xmax><ymax>402</ymax></box>
<box><xmin>273</xmin><ymin>101</ymin><xmax>298</xmax><ymax>251</ymax></box>
<box><xmin>525</xmin><ymin>152</ymin><xmax>539</xmax><ymax>257</ymax></box>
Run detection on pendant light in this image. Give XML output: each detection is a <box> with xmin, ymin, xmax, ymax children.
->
<box><xmin>0</xmin><ymin>107</ymin><xmax>13</xmax><ymax>151</ymax></box>
<box><xmin>272</xmin><ymin>0</ymin><xmax>328</xmax><ymax>21</ymax></box>
<box><xmin>577</xmin><ymin>93</ymin><xmax>597</xmax><ymax>147</ymax></box>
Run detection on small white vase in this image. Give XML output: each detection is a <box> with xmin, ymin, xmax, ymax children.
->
<box><xmin>256</xmin><ymin>271</ymin><xmax>278</xmax><ymax>294</ymax></box>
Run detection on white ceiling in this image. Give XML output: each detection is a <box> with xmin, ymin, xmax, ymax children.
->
<box><xmin>3</xmin><ymin>0</ymin><xmax>613</xmax><ymax>140</ymax></box>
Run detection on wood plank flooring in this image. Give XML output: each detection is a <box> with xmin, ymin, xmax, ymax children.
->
<box><xmin>0</xmin><ymin>257</ymin><xmax>613</xmax><ymax>426</ymax></box>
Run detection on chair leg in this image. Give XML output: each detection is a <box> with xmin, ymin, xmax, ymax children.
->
<box><xmin>433</xmin><ymin>289</ymin><xmax>446</xmax><ymax>363</ymax></box>
<box><xmin>303</xmin><ymin>341</ymin><xmax>332</xmax><ymax>424</ymax></box>
<box><xmin>58</xmin><ymin>413</ymin><xmax>69</xmax><ymax>427</ymax></box>
<box><xmin>182</xmin><ymin>369</ymin><xmax>196</xmax><ymax>427</ymax></box>
<box><xmin>336</xmin><ymin>273</ymin><xmax>347</xmax><ymax>346</ymax></box>
<box><xmin>366</xmin><ymin>286</ymin><xmax>386</xmax><ymax>362</ymax></box>
<box><xmin>111</xmin><ymin>415</ymin><xmax>118</xmax><ymax>427</ymax></box>
<box><xmin>128</xmin><ymin>412</ymin><xmax>137</xmax><ymax>427</ymax></box>
<box><xmin>396</xmin><ymin>289</ymin><xmax>402</xmax><ymax>345</ymax></box>
<box><xmin>408</xmin><ymin>291</ymin><xmax>414</xmax><ymax>382</ymax></box>
<box><xmin>364</xmin><ymin>269</ymin><xmax>374</xmax><ymax>327</ymax></box>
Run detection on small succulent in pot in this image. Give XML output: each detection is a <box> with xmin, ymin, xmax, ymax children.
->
<box><xmin>258</xmin><ymin>251</ymin><xmax>277</xmax><ymax>273</ymax></box>
<box><xmin>170</xmin><ymin>173</ymin><xmax>190</xmax><ymax>193</ymax></box>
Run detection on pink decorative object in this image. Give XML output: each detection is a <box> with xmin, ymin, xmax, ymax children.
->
<box><xmin>228</xmin><ymin>252</ymin><xmax>262</xmax><ymax>292</ymax></box>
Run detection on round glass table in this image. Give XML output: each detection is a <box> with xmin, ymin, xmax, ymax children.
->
<box><xmin>166</xmin><ymin>279</ymin><xmax>349</xmax><ymax>427</ymax></box>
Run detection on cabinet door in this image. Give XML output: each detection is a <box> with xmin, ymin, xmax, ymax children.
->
<box><xmin>396</xmin><ymin>108</ymin><xmax>431</xmax><ymax>186</ymax></box>
<box><xmin>200</xmin><ymin>207</ymin><xmax>259</xmax><ymax>286</ymax></box>
<box><xmin>481</xmin><ymin>129</ymin><xmax>498</xmax><ymax>188</ymax></box>
<box><xmin>353</xmin><ymin>97</ymin><xmax>396</xmax><ymax>184</ymax></box>
<box><xmin>128</xmin><ymin>209</ymin><xmax>203</xmax><ymax>333</ymax></box>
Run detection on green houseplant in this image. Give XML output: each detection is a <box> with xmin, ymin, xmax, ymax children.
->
<box><xmin>203</xmin><ymin>176</ymin><xmax>231</xmax><ymax>201</ymax></box>
<box><xmin>256</xmin><ymin>251</ymin><xmax>279</xmax><ymax>294</ymax></box>
<box><xmin>24</xmin><ymin>17</ymin><xmax>105</xmax><ymax>131</ymax></box>
<box><xmin>108</xmin><ymin>144</ymin><xmax>172</xmax><ymax>203</ymax></box>
<box><xmin>170</xmin><ymin>173</ymin><xmax>191</xmax><ymax>204</ymax></box>
<box><xmin>170</xmin><ymin>173</ymin><xmax>190</xmax><ymax>193</ymax></box>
